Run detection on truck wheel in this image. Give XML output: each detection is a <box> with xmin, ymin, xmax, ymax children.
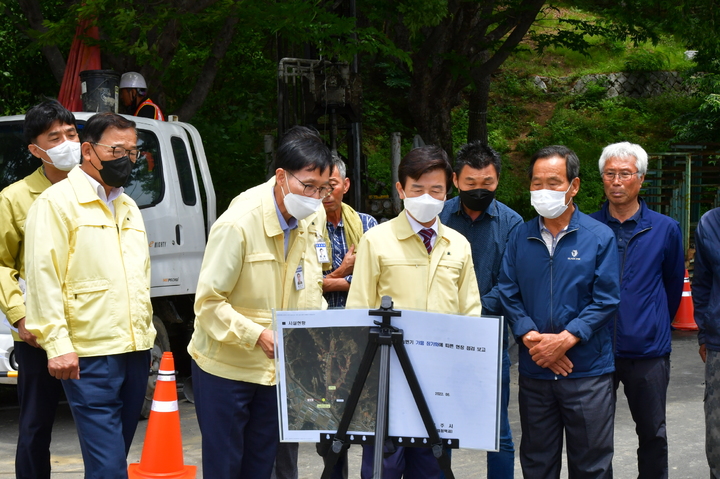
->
<box><xmin>141</xmin><ymin>315</ymin><xmax>171</xmax><ymax>419</ymax></box>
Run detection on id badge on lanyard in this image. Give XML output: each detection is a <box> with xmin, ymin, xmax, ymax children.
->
<box><xmin>315</xmin><ymin>240</ymin><xmax>329</xmax><ymax>263</ymax></box>
<box><xmin>294</xmin><ymin>265</ymin><xmax>305</xmax><ymax>290</ymax></box>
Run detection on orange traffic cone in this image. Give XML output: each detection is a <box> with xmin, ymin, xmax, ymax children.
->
<box><xmin>128</xmin><ymin>352</ymin><xmax>196</xmax><ymax>478</ymax></box>
<box><xmin>672</xmin><ymin>269</ymin><xmax>699</xmax><ymax>331</ymax></box>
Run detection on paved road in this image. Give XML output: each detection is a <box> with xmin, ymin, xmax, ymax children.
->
<box><xmin>0</xmin><ymin>330</ymin><xmax>707</xmax><ymax>477</ymax></box>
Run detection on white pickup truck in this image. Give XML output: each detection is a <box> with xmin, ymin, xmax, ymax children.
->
<box><xmin>0</xmin><ymin>113</ymin><xmax>216</xmax><ymax>410</ymax></box>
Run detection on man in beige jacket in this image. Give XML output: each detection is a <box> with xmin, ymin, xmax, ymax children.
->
<box><xmin>188</xmin><ymin>134</ymin><xmax>333</xmax><ymax>478</ymax></box>
<box><xmin>348</xmin><ymin>145</ymin><xmax>481</xmax><ymax>479</ymax></box>
<box><xmin>25</xmin><ymin>112</ymin><xmax>155</xmax><ymax>479</ymax></box>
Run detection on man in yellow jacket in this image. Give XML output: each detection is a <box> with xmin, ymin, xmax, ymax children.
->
<box><xmin>24</xmin><ymin>112</ymin><xmax>155</xmax><ymax>479</ymax></box>
<box><xmin>347</xmin><ymin>145</ymin><xmax>481</xmax><ymax>479</ymax></box>
<box><xmin>188</xmin><ymin>135</ymin><xmax>333</xmax><ymax>478</ymax></box>
<box><xmin>0</xmin><ymin>99</ymin><xmax>79</xmax><ymax>479</ymax></box>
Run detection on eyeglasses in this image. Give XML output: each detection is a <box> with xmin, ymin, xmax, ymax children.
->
<box><xmin>91</xmin><ymin>142</ymin><xmax>142</xmax><ymax>162</ymax></box>
<box><xmin>286</xmin><ymin>170</ymin><xmax>333</xmax><ymax>198</ymax></box>
<box><xmin>601</xmin><ymin>171</ymin><xmax>642</xmax><ymax>182</ymax></box>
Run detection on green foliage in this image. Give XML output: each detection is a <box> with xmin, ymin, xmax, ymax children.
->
<box><xmin>447</xmin><ymin>97</ymin><xmax>526</xmax><ymax>211</ymax></box>
<box><xmin>623</xmin><ymin>49</ymin><xmax>669</xmax><ymax>72</ymax></box>
<box><xmin>494</xmin><ymin>157</ymin><xmax>530</xmax><ymax>217</ymax></box>
<box><xmin>450</xmin><ymin>101</ymin><xmax>511</xmax><ymax>155</ymax></box>
<box><xmin>570</xmin><ymin>78</ymin><xmax>608</xmax><ymax>109</ymax></box>
<box><xmin>486</xmin><ymin>73</ymin><xmax>541</xmax><ymax>152</ymax></box>
<box><xmin>363</xmin><ymin>99</ymin><xmax>408</xmax><ymax>137</ymax></box>
<box><xmin>363</xmin><ymin>133</ymin><xmax>417</xmax><ymax>196</ymax></box>
<box><xmin>451</xmin><ymin>106</ymin><xmax>468</xmax><ymax>154</ymax></box>
<box><xmin>570</xmin><ymin>0</ymin><xmax>720</xmax><ymax>73</ymax></box>
<box><xmin>531</xmin><ymin>15</ymin><xmax>653</xmax><ymax>56</ymax></box>
<box><xmin>508</xmin><ymin>94</ymin><xmax>696</xmax><ymax>218</ymax></box>
<box><xmin>511</xmin><ymin>7</ymin><xmax>693</xmax><ymax>78</ymax></box>
<box><xmin>194</xmin><ymin>98</ymin><xmax>271</xmax><ymax>215</ymax></box>
<box><xmin>375</xmin><ymin>62</ymin><xmax>412</xmax><ymax>90</ymax></box>
<box><xmin>493</xmin><ymin>71</ymin><xmax>537</xmax><ymax>99</ymax></box>
<box><xmin>396</xmin><ymin>0</ymin><xmax>448</xmax><ymax>33</ymax></box>
<box><xmin>672</xmin><ymin>71</ymin><xmax>720</xmax><ymax>144</ymax></box>
<box><xmin>188</xmin><ymin>30</ymin><xmax>277</xmax><ymax>214</ymax></box>
<box><xmin>0</xmin><ymin>1</ymin><xmax>65</xmax><ymax>115</ymax></box>
<box><xmin>362</xmin><ymin>95</ymin><xmax>417</xmax><ymax>196</ymax></box>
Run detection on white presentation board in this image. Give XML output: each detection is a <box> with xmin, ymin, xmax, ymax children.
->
<box><xmin>274</xmin><ymin>308</ymin><xmax>502</xmax><ymax>451</ymax></box>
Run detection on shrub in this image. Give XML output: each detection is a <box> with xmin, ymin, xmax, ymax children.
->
<box><xmin>623</xmin><ymin>50</ymin><xmax>669</xmax><ymax>72</ymax></box>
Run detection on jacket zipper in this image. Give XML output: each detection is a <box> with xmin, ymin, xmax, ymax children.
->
<box><xmin>613</xmin><ymin>225</ymin><xmax>651</xmax><ymax>355</ymax></box>
<box><xmin>115</xmin><ymin>208</ymin><xmax>136</xmax><ymax>347</ymax></box>
<box><xmin>530</xmin><ymin>226</ymin><xmax>578</xmax><ymax>379</ymax></box>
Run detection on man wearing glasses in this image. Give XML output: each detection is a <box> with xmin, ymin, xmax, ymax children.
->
<box><xmin>24</xmin><ymin>112</ymin><xmax>155</xmax><ymax>479</ymax></box>
<box><xmin>188</xmin><ymin>134</ymin><xmax>333</xmax><ymax>478</ymax></box>
<box><xmin>590</xmin><ymin>141</ymin><xmax>684</xmax><ymax>479</ymax></box>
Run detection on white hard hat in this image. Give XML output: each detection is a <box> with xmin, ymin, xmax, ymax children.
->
<box><xmin>120</xmin><ymin>72</ymin><xmax>147</xmax><ymax>89</ymax></box>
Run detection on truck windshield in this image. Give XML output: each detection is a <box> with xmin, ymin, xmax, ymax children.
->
<box><xmin>0</xmin><ymin>122</ymin><xmax>163</xmax><ymax>209</ymax></box>
<box><xmin>0</xmin><ymin>121</ymin><xmax>40</xmax><ymax>187</ymax></box>
<box><xmin>127</xmin><ymin>130</ymin><xmax>163</xmax><ymax>207</ymax></box>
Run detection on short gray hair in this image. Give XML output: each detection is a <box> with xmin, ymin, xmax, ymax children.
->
<box><xmin>598</xmin><ymin>142</ymin><xmax>648</xmax><ymax>176</ymax></box>
<box><xmin>332</xmin><ymin>155</ymin><xmax>347</xmax><ymax>180</ymax></box>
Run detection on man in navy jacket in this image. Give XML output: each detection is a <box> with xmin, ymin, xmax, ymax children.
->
<box><xmin>590</xmin><ymin>141</ymin><xmax>684</xmax><ymax>479</ymax></box>
<box><xmin>440</xmin><ymin>142</ymin><xmax>523</xmax><ymax>479</ymax></box>
<box><xmin>499</xmin><ymin>145</ymin><xmax>620</xmax><ymax>478</ymax></box>
<box><xmin>693</xmin><ymin>206</ymin><xmax>720</xmax><ymax>477</ymax></box>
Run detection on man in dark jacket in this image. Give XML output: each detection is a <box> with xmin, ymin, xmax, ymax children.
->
<box><xmin>439</xmin><ymin>142</ymin><xmax>522</xmax><ymax>479</ymax></box>
<box><xmin>499</xmin><ymin>145</ymin><xmax>620</xmax><ymax>478</ymax></box>
<box><xmin>590</xmin><ymin>141</ymin><xmax>684</xmax><ymax>479</ymax></box>
<box><xmin>693</xmin><ymin>207</ymin><xmax>720</xmax><ymax>477</ymax></box>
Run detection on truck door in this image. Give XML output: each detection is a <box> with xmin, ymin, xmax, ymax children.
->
<box><xmin>127</xmin><ymin>118</ymin><xmax>207</xmax><ymax>298</ymax></box>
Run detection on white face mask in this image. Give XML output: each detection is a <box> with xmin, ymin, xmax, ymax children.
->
<box><xmin>281</xmin><ymin>176</ymin><xmax>322</xmax><ymax>221</ymax></box>
<box><xmin>34</xmin><ymin>140</ymin><xmax>81</xmax><ymax>171</ymax></box>
<box><xmin>530</xmin><ymin>183</ymin><xmax>573</xmax><ymax>219</ymax></box>
<box><xmin>403</xmin><ymin>193</ymin><xmax>445</xmax><ymax>223</ymax></box>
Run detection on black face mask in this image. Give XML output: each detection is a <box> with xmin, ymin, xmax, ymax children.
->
<box><xmin>459</xmin><ymin>188</ymin><xmax>495</xmax><ymax>213</ymax></box>
<box><xmin>92</xmin><ymin>155</ymin><xmax>133</xmax><ymax>188</ymax></box>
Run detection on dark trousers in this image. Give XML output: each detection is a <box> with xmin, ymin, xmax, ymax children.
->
<box><xmin>14</xmin><ymin>341</ymin><xmax>63</xmax><ymax>479</ymax></box>
<box><xmin>62</xmin><ymin>350</ymin><xmax>150</xmax><ymax>479</ymax></box>
<box><xmin>272</xmin><ymin>442</ymin><xmax>298</xmax><ymax>479</ymax></box>
<box><xmin>192</xmin><ymin>360</ymin><xmax>279</xmax><ymax>479</ymax></box>
<box><xmin>614</xmin><ymin>356</ymin><xmax>670</xmax><ymax>479</ymax></box>
<box><xmin>488</xmin><ymin>341</ymin><xmax>515</xmax><ymax>478</ymax></box>
<box><xmin>361</xmin><ymin>445</ymin><xmax>441</xmax><ymax>479</ymax></box>
<box><xmin>518</xmin><ymin>373</ymin><xmax>615</xmax><ymax>479</ymax></box>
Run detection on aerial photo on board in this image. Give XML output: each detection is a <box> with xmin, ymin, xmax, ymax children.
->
<box><xmin>282</xmin><ymin>326</ymin><xmax>379</xmax><ymax>433</ymax></box>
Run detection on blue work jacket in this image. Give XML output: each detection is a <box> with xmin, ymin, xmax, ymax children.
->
<box><xmin>694</xmin><ymin>208</ymin><xmax>720</xmax><ymax>351</ymax></box>
<box><xmin>590</xmin><ymin>199</ymin><xmax>684</xmax><ymax>359</ymax></box>
<box><xmin>499</xmin><ymin>206</ymin><xmax>620</xmax><ymax>379</ymax></box>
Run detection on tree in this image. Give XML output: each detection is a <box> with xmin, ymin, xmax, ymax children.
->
<box><xmin>6</xmin><ymin>0</ymin><xmax>402</xmax><ymax>121</ymax></box>
<box><xmin>359</xmin><ymin>0</ymin><xmax>546</xmax><ymax>153</ymax></box>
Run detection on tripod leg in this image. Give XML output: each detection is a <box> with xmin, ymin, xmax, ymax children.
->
<box><xmin>372</xmin><ymin>341</ymin><xmax>392</xmax><ymax>479</ymax></box>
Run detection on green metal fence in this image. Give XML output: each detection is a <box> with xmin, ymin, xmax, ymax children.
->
<box><xmin>644</xmin><ymin>145</ymin><xmax>720</xmax><ymax>256</ymax></box>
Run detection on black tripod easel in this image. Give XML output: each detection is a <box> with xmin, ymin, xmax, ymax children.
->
<box><xmin>319</xmin><ymin>296</ymin><xmax>456</xmax><ymax>479</ymax></box>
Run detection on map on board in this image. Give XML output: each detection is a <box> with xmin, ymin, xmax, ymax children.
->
<box><xmin>281</xmin><ymin>324</ymin><xmax>379</xmax><ymax>434</ymax></box>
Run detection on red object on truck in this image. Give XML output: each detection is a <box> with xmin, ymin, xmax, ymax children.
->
<box><xmin>57</xmin><ymin>19</ymin><xmax>101</xmax><ymax>112</ymax></box>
